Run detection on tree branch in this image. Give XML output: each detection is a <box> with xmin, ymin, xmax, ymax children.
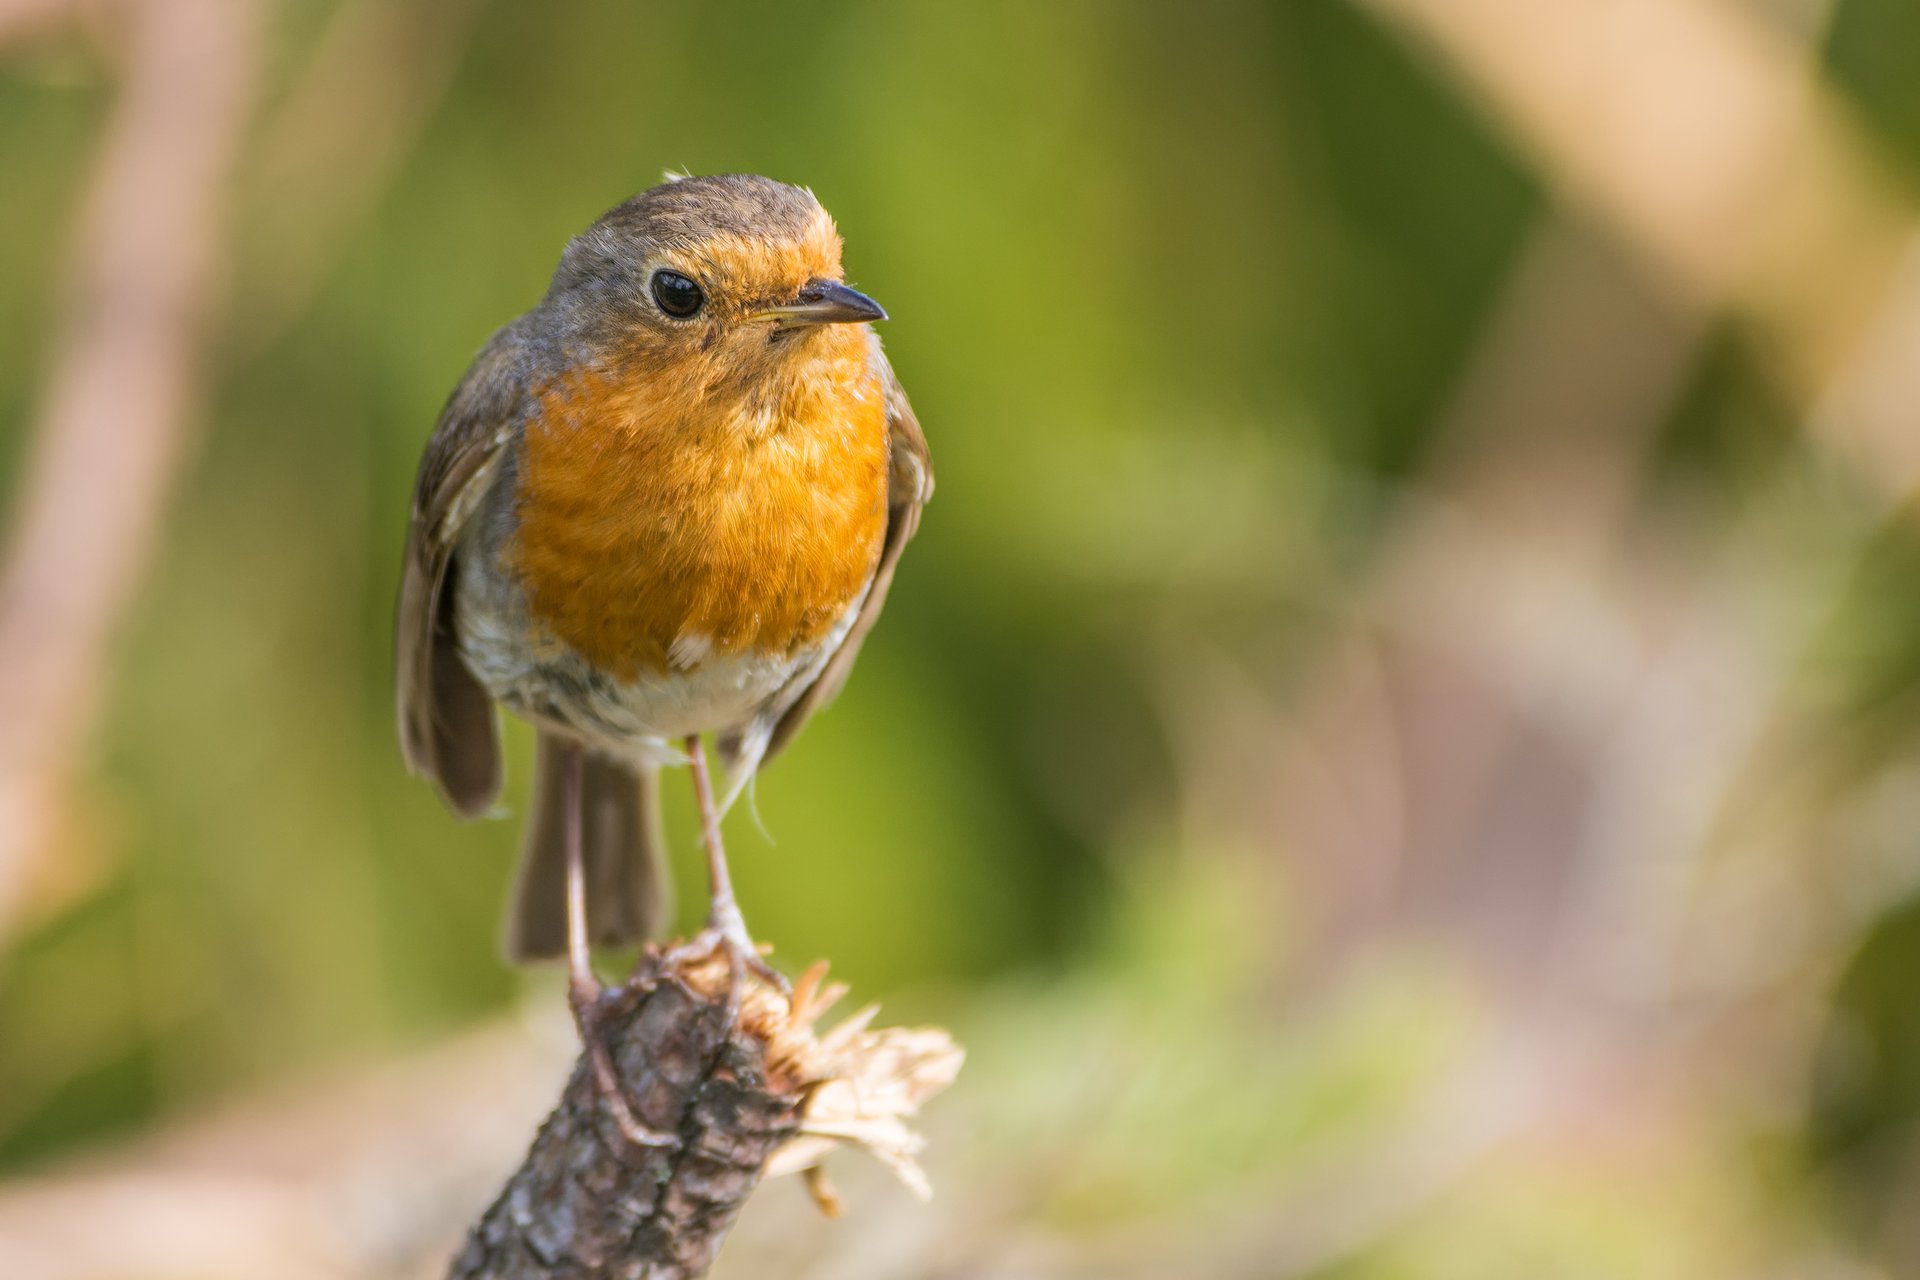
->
<box><xmin>450</xmin><ymin>947</ymin><xmax>962</xmax><ymax>1280</ymax></box>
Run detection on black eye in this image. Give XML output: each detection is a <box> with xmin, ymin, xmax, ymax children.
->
<box><xmin>650</xmin><ymin>269</ymin><xmax>704</xmax><ymax>318</ymax></box>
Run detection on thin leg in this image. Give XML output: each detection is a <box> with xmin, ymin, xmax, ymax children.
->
<box><xmin>562</xmin><ymin>743</ymin><xmax>595</xmax><ymax>993</ymax></box>
<box><xmin>685</xmin><ymin>733</ymin><xmax>747</xmax><ymax>944</ymax></box>
<box><xmin>685</xmin><ymin>734</ymin><xmax>785</xmax><ymax>992</ymax></box>
<box><xmin>560</xmin><ymin>741</ymin><xmax>675</xmax><ymax>1150</ymax></box>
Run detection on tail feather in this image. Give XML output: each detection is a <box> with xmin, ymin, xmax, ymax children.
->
<box><xmin>504</xmin><ymin>734</ymin><xmax>671</xmax><ymax>963</ymax></box>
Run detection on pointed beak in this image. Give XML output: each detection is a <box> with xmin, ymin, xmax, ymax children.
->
<box><xmin>752</xmin><ymin>278</ymin><xmax>888</xmax><ymax>326</ymax></box>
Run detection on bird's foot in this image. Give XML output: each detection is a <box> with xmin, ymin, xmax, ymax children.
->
<box><xmin>661</xmin><ymin>915</ymin><xmax>790</xmax><ymax>1020</ymax></box>
<box><xmin>567</xmin><ymin>971</ymin><xmax>679</xmax><ymax>1153</ymax></box>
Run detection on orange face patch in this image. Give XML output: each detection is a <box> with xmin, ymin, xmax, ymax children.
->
<box><xmin>675</xmin><ymin>220</ymin><xmax>844</xmax><ymax>321</ymax></box>
<box><xmin>508</xmin><ymin>321</ymin><xmax>890</xmax><ymax>681</ymax></box>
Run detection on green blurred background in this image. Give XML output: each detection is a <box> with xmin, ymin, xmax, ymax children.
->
<box><xmin>6</xmin><ymin>1</ymin><xmax>1920</xmax><ymax>1275</ymax></box>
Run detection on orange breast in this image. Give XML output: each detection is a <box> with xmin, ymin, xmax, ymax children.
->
<box><xmin>509</xmin><ymin>332</ymin><xmax>890</xmax><ymax>681</ymax></box>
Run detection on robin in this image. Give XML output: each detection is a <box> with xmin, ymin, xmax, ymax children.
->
<box><xmin>393</xmin><ymin>174</ymin><xmax>931</xmax><ymax>1140</ymax></box>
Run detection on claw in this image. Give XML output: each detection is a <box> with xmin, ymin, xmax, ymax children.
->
<box><xmin>726</xmin><ymin>932</ymin><xmax>789</xmax><ymax>998</ymax></box>
<box><xmin>569</xmin><ymin>975</ymin><xmax>678</xmax><ymax>1151</ymax></box>
<box><xmin>662</xmin><ymin>925</ymin><xmax>790</xmax><ymax>1017</ymax></box>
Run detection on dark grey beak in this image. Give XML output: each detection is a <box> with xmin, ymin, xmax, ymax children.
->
<box><xmin>754</xmin><ymin>278</ymin><xmax>888</xmax><ymax>325</ymax></box>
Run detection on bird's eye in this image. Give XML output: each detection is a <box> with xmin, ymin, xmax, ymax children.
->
<box><xmin>649</xmin><ymin>269</ymin><xmax>705</xmax><ymax>318</ymax></box>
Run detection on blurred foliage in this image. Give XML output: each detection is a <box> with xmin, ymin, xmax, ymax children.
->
<box><xmin>4</xmin><ymin>1</ymin><xmax>1920</xmax><ymax>1274</ymax></box>
<box><xmin>1826</xmin><ymin>0</ymin><xmax>1920</xmax><ymax>178</ymax></box>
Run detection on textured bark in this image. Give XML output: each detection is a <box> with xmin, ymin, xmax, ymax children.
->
<box><xmin>448</xmin><ymin>954</ymin><xmax>806</xmax><ymax>1280</ymax></box>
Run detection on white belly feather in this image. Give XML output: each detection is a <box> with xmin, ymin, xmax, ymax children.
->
<box><xmin>451</xmin><ymin>520</ymin><xmax>868</xmax><ymax>766</ymax></box>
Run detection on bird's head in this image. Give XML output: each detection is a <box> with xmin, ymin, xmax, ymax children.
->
<box><xmin>550</xmin><ymin>174</ymin><xmax>886</xmax><ymax>404</ymax></box>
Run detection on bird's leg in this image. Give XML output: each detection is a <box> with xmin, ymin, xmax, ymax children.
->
<box><xmin>560</xmin><ymin>741</ymin><xmax>675</xmax><ymax>1151</ymax></box>
<box><xmin>685</xmin><ymin>733</ymin><xmax>787</xmax><ymax>995</ymax></box>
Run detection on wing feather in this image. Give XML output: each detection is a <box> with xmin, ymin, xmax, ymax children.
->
<box><xmin>394</xmin><ymin>332</ymin><xmax>526</xmax><ymax>817</ymax></box>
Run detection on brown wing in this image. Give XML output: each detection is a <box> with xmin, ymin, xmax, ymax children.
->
<box><xmin>394</xmin><ymin>331</ymin><xmax>527</xmax><ymax>817</ymax></box>
<box><xmin>744</xmin><ymin>348</ymin><xmax>933</xmax><ymax>770</ymax></box>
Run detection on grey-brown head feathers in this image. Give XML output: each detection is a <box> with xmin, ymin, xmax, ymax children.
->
<box><xmin>550</xmin><ymin>174</ymin><xmax>828</xmax><ymax>299</ymax></box>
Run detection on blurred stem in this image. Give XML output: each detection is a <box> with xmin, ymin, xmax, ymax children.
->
<box><xmin>0</xmin><ymin>0</ymin><xmax>260</xmax><ymax>944</ymax></box>
<box><xmin>1362</xmin><ymin>0</ymin><xmax>1920</xmax><ymax>500</ymax></box>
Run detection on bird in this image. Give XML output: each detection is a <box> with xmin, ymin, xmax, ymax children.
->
<box><xmin>393</xmin><ymin>173</ymin><xmax>931</xmax><ymax>1138</ymax></box>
